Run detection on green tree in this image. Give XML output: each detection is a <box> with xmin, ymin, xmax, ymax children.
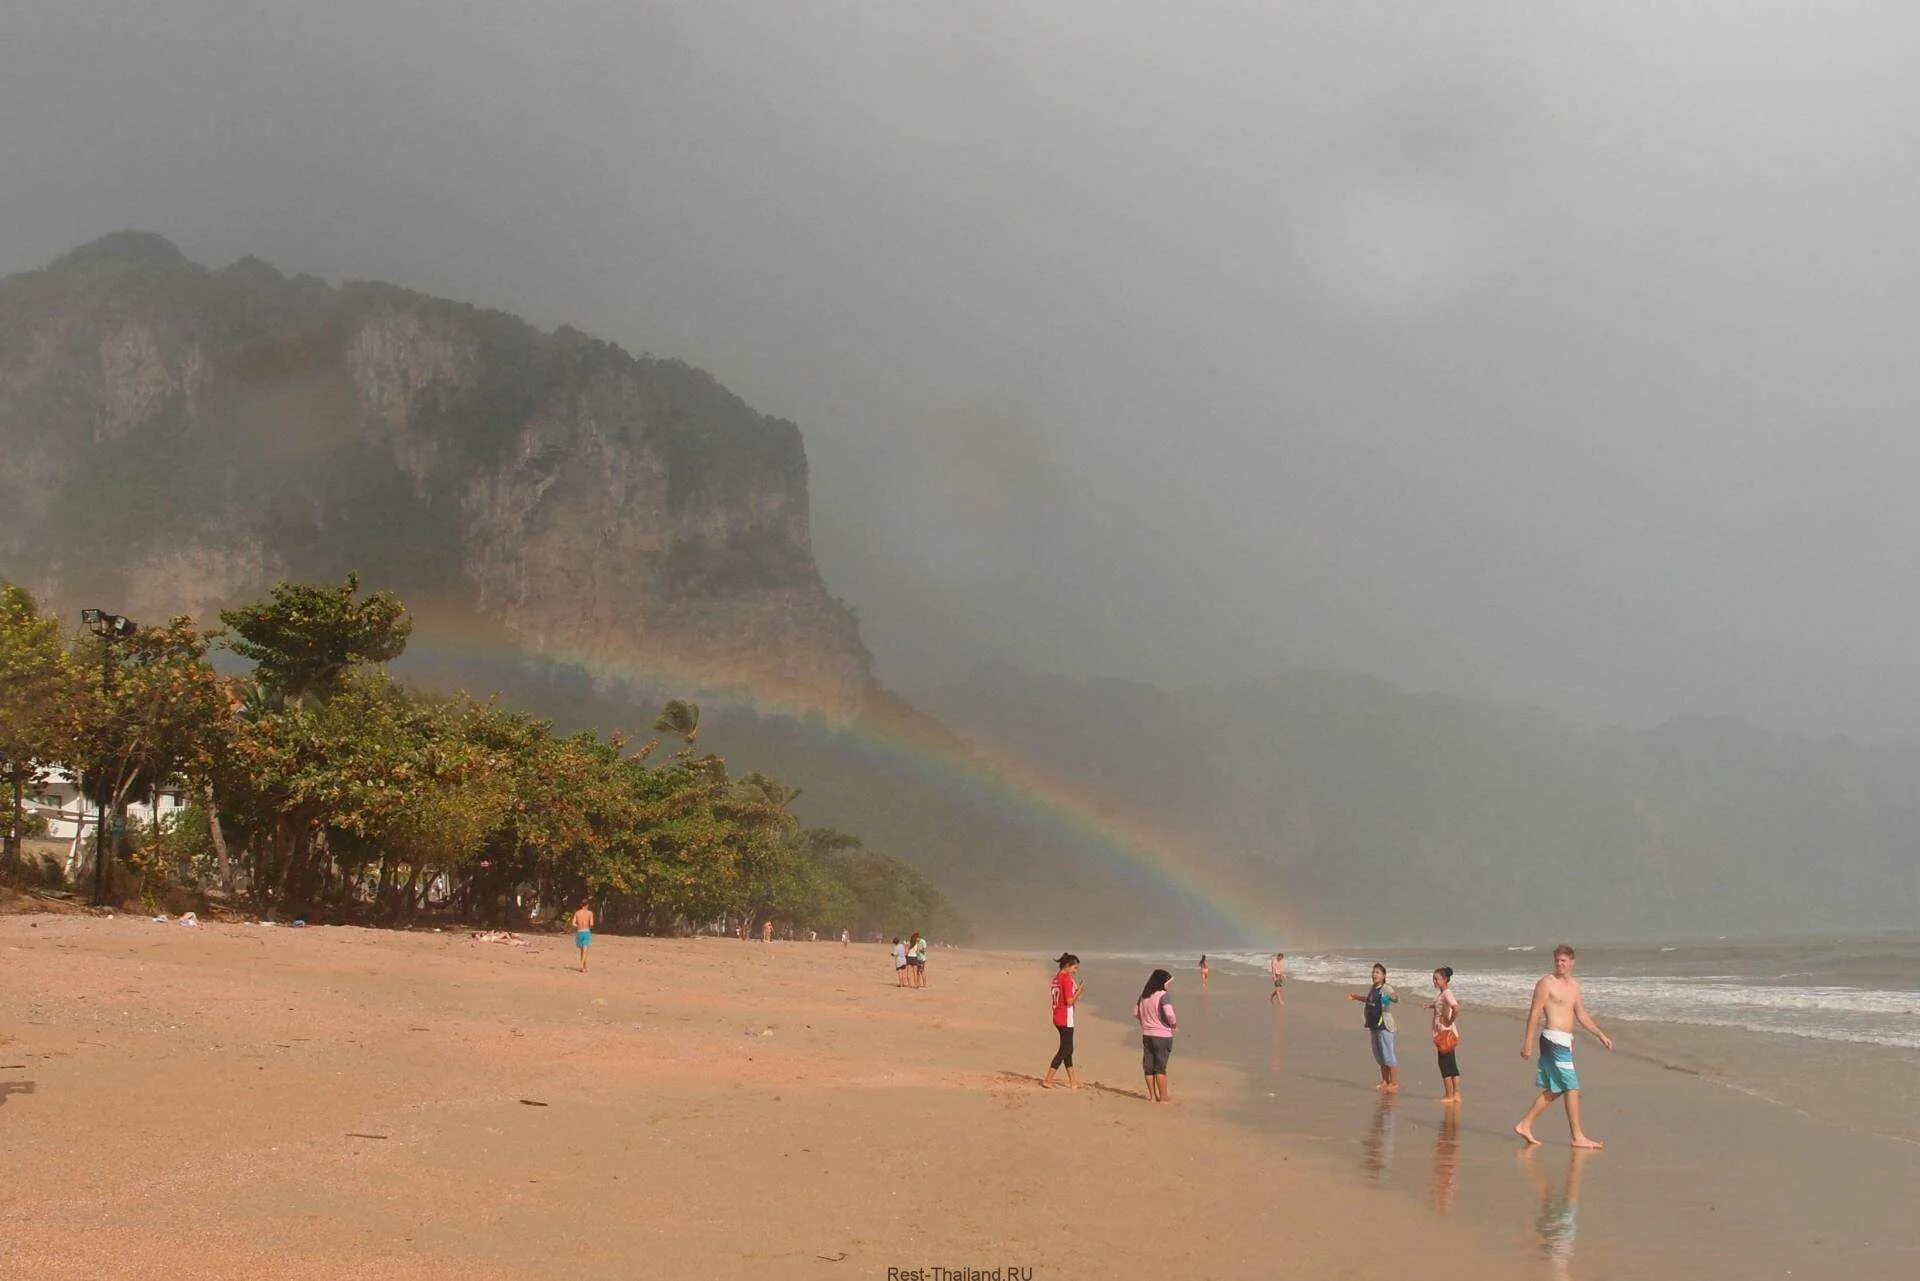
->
<box><xmin>652</xmin><ymin>698</ymin><xmax>701</xmax><ymax>748</ymax></box>
<box><xmin>220</xmin><ymin>574</ymin><xmax>410</xmax><ymax>705</ymax></box>
<box><xmin>0</xmin><ymin>585</ymin><xmax>78</xmax><ymax>866</ymax></box>
<box><xmin>68</xmin><ymin>617</ymin><xmax>233</xmax><ymax>890</ymax></box>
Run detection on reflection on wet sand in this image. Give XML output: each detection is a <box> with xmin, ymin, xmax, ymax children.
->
<box><xmin>1521</xmin><ymin>1147</ymin><xmax>1589</xmax><ymax>1279</ymax></box>
<box><xmin>1359</xmin><ymin>1093</ymin><xmax>1397</xmax><ymax>1182</ymax></box>
<box><xmin>1267</xmin><ymin>1000</ymin><xmax>1287</xmax><ymax>1079</ymax></box>
<box><xmin>1429</xmin><ymin>1108</ymin><xmax>1460</xmax><ymax>1214</ymax></box>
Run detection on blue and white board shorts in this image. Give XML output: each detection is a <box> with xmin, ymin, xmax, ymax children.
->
<box><xmin>576</xmin><ymin>929</ymin><xmax>593</xmax><ymax>949</ymax></box>
<box><xmin>1536</xmin><ymin>1035</ymin><xmax>1579</xmax><ymax>1093</ymax></box>
<box><xmin>1369</xmin><ymin>1027</ymin><xmax>1397</xmax><ymax>1068</ymax></box>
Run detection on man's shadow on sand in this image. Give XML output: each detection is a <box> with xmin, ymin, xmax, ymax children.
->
<box><xmin>0</xmin><ymin>1080</ymin><xmax>37</xmax><ymax>1106</ymax></box>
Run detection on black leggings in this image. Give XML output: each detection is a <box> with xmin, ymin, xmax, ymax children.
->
<box><xmin>1050</xmin><ymin>1025</ymin><xmax>1075</xmax><ymax>1069</ymax></box>
<box><xmin>1437</xmin><ymin>1048</ymin><xmax>1460</xmax><ymax>1079</ymax></box>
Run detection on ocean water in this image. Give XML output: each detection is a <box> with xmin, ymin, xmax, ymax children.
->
<box><xmin>1073</xmin><ymin>936</ymin><xmax>1920</xmax><ymax>1278</ymax></box>
<box><xmin>1166</xmin><ymin>933</ymin><xmax>1920</xmax><ymax>1050</ymax></box>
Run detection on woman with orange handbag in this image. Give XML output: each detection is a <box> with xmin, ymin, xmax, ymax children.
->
<box><xmin>1428</xmin><ymin>966</ymin><xmax>1462</xmax><ymax>1104</ymax></box>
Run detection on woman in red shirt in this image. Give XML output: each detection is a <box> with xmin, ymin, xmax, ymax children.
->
<box><xmin>1041</xmin><ymin>953</ymin><xmax>1083</xmax><ymax>1089</ymax></box>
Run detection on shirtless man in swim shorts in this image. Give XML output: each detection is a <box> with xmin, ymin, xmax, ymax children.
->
<box><xmin>571</xmin><ymin>899</ymin><xmax>594</xmax><ymax>974</ymax></box>
<box><xmin>1515</xmin><ymin>944</ymin><xmax>1613</xmax><ymax>1148</ymax></box>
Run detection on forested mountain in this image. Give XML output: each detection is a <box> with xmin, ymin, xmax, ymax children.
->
<box><xmin>0</xmin><ymin>232</ymin><xmax>871</xmax><ymax>715</ymax></box>
<box><xmin>7</xmin><ymin>234</ymin><xmax>1911</xmax><ymax>946</ymax></box>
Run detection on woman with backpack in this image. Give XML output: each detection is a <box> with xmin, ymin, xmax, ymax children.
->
<box><xmin>1347</xmin><ymin>962</ymin><xmax>1399</xmax><ymax>1093</ymax></box>
<box><xmin>1133</xmin><ymin>968</ymin><xmax>1179</xmax><ymax>1103</ymax></box>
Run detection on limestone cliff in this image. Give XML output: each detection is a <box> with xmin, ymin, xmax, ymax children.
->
<box><xmin>0</xmin><ymin>233</ymin><xmax>876</xmax><ymax>715</ymax></box>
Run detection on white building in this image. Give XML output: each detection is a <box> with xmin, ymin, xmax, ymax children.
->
<box><xmin>25</xmin><ymin>766</ymin><xmax>190</xmax><ymax>843</ymax></box>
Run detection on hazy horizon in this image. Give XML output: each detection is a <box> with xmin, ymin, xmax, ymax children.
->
<box><xmin>9</xmin><ymin>2</ymin><xmax>1920</xmax><ymax>743</ymax></box>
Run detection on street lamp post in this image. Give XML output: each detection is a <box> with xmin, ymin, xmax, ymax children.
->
<box><xmin>81</xmin><ymin>609</ymin><xmax>137</xmax><ymax>907</ymax></box>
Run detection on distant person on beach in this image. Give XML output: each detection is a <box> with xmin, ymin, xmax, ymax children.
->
<box><xmin>908</xmin><ymin>933</ymin><xmax>929</xmax><ymax>987</ymax></box>
<box><xmin>1042</xmin><ymin>952</ymin><xmax>1083</xmax><ymax>1089</ymax></box>
<box><xmin>1515</xmin><ymin>944</ymin><xmax>1614</xmax><ymax>1149</ymax></box>
<box><xmin>1198</xmin><ymin>954</ymin><xmax>1210</xmax><ymax>988</ymax></box>
<box><xmin>1428</xmin><ymin>966</ymin><xmax>1462</xmax><ymax>1103</ymax></box>
<box><xmin>892</xmin><ymin>937</ymin><xmax>908</xmax><ymax>985</ymax></box>
<box><xmin>841</xmin><ymin>928</ymin><xmax>850</xmax><ymax>948</ymax></box>
<box><xmin>762</xmin><ymin>919</ymin><xmax>774</xmax><ymax>944</ymax></box>
<box><xmin>1133</xmin><ymin>968</ymin><xmax>1178</xmax><ymax>1103</ymax></box>
<box><xmin>571</xmin><ymin>899</ymin><xmax>594</xmax><ymax>973</ymax></box>
<box><xmin>1348</xmin><ymin>963</ymin><xmax>1398</xmax><ymax>1092</ymax></box>
<box><xmin>1269</xmin><ymin>952</ymin><xmax>1287</xmax><ymax>1005</ymax></box>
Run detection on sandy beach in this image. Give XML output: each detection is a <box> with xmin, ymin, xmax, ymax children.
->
<box><xmin>0</xmin><ymin>907</ymin><xmax>1535</xmax><ymax>1281</ymax></box>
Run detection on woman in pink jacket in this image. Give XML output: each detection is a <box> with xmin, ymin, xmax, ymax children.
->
<box><xmin>1132</xmin><ymin>968</ymin><xmax>1178</xmax><ymax>1103</ymax></box>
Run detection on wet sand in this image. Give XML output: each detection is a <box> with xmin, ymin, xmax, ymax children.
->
<box><xmin>0</xmin><ymin>913</ymin><xmax>1529</xmax><ymax>1280</ymax></box>
<box><xmin>1118</xmin><ymin>963</ymin><xmax>1920</xmax><ymax>1280</ymax></box>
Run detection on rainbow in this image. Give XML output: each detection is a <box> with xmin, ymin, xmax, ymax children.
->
<box><xmin>399</xmin><ymin>620</ymin><xmax>1295</xmax><ymax>945</ymax></box>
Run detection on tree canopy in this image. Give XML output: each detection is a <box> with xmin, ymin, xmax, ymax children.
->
<box><xmin>219</xmin><ymin>574</ymin><xmax>411</xmax><ymax>704</ymax></box>
<box><xmin>4</xmin><ymin>576</ymin><xmax>962</xmax><ymax>941</ymax></box>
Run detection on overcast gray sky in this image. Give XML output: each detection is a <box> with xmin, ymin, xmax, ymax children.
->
<box><xmin>7</xmin><ymin>1</ymin><xmax>1920</xmax><ymax>739</ymax></box>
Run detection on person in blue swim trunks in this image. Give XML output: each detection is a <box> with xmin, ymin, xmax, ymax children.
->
<box><xmin>1516</xmin><ymin>944</ymin><xmax>1614</xmax><ymax>1148</ymax></box>
<box><xmin>1347</xmin><ymin>962</ymin><xmax>1399</xmax><ymax>1093</ymax></box>
<box><xmin>571</xmin><ymin>899</ymin><xmax>595</xmax><ymax>973</ymax></box>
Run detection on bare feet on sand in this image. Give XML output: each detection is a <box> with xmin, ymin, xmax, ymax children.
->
<box><xmin>1570</xmin><ymin>1136</ymin><xmax>1605</xmax><ymax>1149</ymax></box>
<box><xmin>1514</xmin><ymin>1123</ymin><xmax>1540</xmax><ymax>1145</ymax></box>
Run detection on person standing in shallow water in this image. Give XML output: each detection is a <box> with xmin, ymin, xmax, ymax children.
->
<box><xmin>1041</xmin><ymin>953</ymin><xmax>1083</xmax><ymax>1089</ymax></box>
<box><xmin>1133</xmin><ymin>968</ymin><xmax>1178</xmax><ymax>1103</ymax></box>
<box><xmin>1516</xmin><ymin>944</ymin><xmax>1613</xmax><ymax>1148</ymax></box>
<box><xmin>571</xmin><ymin>899</ymin><xmax>594</xmax><ymax>973</ymax></box>
<box><xmin>1428</xmin><ymin>966</ymin><xmax>1462</xmax><ymax>1104</ymax></box>
<box><xmin>1348</xmin><ymin>963</ymin><xmax>1398</xmax><ymax>1092</ymax></box>
<box><xmin>1198</xmin><ymin>954</ymin><xmax>1210</xmax><ymax>988</ymax></box>
<box><xmin>1269</xmin><ymin>952</ymin><xmax>1287</xmax><ymax>1005</ymax></box>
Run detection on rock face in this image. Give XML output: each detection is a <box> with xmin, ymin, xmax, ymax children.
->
<box><xmin>0</xmin><ymin>233</ymin><xmax>876</xmax><ymax>716</ymax></box>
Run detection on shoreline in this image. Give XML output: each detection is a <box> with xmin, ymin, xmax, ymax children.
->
<box><xmin>1</xmin><ymin>915</ymin><xmax>1532</xmax><ymax>1280</ymax></box>
<box><xmin>1139</xmin><ymin>962</ymin><xmax>1920</xmax><ymax>1279</ymax></box>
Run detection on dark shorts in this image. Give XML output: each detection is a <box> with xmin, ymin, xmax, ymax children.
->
<box><xmin>1437</xmin><ymin>1048</ymin><xmax>1460</xmax><ymax>1079</ymax></box>
<box><xmin>1142</xmin><ymin>1035</ymin><xmax>1173</xmax><ymax>1075</ymax></box>
<box><xmin>909</xmin><ymin>957</ymin><xmax>925</xmax><ymax>968</ymax></box>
